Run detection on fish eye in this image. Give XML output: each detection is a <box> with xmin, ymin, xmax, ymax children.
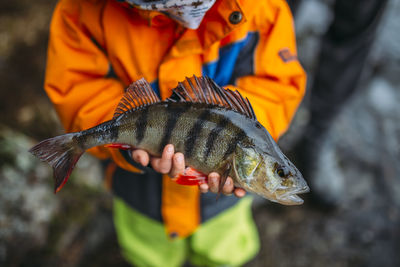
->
<box><xmin>276</xmin><ymin>167</ymin><xmax>289</xmax><ymax>178</ymax></box>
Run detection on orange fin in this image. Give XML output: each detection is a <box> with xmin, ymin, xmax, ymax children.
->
<box><xmin>175</xmin><ymin>167</ymin><xmax>207</xmax><ymax>186</ymax></box>
<box><xmin>105</xmin><ymin>143</ymin><xmax>133</xmax><ymax>150</ymax></box>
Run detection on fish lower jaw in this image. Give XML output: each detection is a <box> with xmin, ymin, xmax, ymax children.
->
<box><xmin>240</xmin><ymin>184</ymin><xmax>307</xmax><ymax>205</ymax></box>
<box><xmin>274</xmin><ymin>186</ymin><xmax>309</xmax><ymax>205</ymax></box>
<box><xmin>275</xmin><ymin>194</ymin><xmax>304</xmax><ymax>205</ymax></box>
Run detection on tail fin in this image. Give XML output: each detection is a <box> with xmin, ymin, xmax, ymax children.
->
<box><xmin>29</xmin><ymin>133</ymin><xmax>84</xmax><ymax>193</ymax></box>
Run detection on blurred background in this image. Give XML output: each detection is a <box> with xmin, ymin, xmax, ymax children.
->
<box><xmin>0</xmin><ymin>0</ymin><xmax>399</xmax><ymax>266</ymax></box>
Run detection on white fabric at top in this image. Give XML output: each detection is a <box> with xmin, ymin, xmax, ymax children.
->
<box><xmin>125</xmin><ymin>0</ymin><xmax>217</xmax><ymax>29</ymax></box>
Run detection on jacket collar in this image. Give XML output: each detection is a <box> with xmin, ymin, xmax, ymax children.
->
<box><xmin>122</xmin><ymin>0</ymin><xmax>247</xmax><ymax>46</ymax></box>
<box><xmin>117</xmin><ymin>0</ymin><xmax>248</xmax><ymax>59</ymax></box>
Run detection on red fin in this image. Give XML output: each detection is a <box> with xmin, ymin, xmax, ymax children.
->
<box><xmin>54</xmin><ymin>155</ymin><xmax>81</xmax><ymax>193</ymax></box>
<box><xmin>29</xmin><ymin>133</ymin><xmax>84</xmax><ymax>193</ymax></box>
<box><xmin>105</xmin><ymin>143</ymin><xmax>133</xmax><ymax>150</ymax></box>
<box><xmin>175</xmin><ymin>167</ymin><xmax>207</xmax><ymax>186</ymax></box>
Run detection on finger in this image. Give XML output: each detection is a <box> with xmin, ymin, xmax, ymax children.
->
<box><xmin>131</xmin><ymin>149</ymin><xmax>150</xmax><ymax>166</ymax></box>
<box><xmin>208</xmin><ymin>172</ymin><xmax>220</xmax><ymax>194</ymax></box>
<box><xmin>199</xmin><ymin>183</ymin><xmax>209</xmax><ymax>194</ymax></box>
<box><xmin>151</xmin><ymin>144</ymin><xmax>174</xmax><ymax>174</ymax></box>
<box><xmin>221</xmin><ymin>177</ymin><xmax>234</xmax><ymax>195</ymax></box>
<box><xmin>169</xmin><ymin>152</ymin><xmax>185</xmax><ymax>178</ymax></box>
<box><xmin>233</xmin><ymin>188</ymin><xmax>246</xmax><ymax>198</ymax></box>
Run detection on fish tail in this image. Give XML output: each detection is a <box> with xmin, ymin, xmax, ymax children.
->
<box><xmin>29</xmin><ymin>133</ymin><xmax>84</xmax><ymax>193</ymax></box>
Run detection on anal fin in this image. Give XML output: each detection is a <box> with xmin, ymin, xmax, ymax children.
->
<box><xmin>105</xmin><ymin>143</ymin><xmax>133</xmax><ymax>150</ymax></box>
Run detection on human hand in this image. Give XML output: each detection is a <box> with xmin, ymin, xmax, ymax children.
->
<box><xmin>131</xmin><ymin>144</ymin><xmax>246</xmax><ymax>198</ymax></box>
<box><xmin>131</xmin><ymin>144</ymin><xmax>185</xmax><ymax>177</ymax></box>
<box><xmin>198</xmin><ymin>173</ymin><xmax>246</xmax><ymax>198</ymax></box>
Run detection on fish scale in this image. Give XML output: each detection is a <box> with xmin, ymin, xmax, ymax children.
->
<box><xmin>29</xmin><ymin>75</ymin><xmax>309</xmax><ymax>205</ymax></box>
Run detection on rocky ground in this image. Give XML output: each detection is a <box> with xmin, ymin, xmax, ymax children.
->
<box><xmin>1</xmin><ymin>0</ymin><xmax>399</xmax><ymax>266</ymax></box>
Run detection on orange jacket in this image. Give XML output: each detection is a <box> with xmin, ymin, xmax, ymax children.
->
<box><xmin>45</xmin><ymin>0</ymin><xmax>306</xmax><ymax>237</ymax></box>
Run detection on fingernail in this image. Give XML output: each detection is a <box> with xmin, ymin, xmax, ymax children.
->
<box><xmin>199</xmin><ymin>184</ymin><xmax>208</xmax><ymax>191</ymax></box>
<box><xmin>166</xmin><ymin>145</ymin><xmax>173</xmax><ymax>153</ymax></box>
<box><xmin>176</xmin><ymin>154</ymin><xmax>183</xmax><ymax>164</ymax></box>
<box><xmin>237</xmin><ymin>190</ymin><xmax>246</xmax><ymax>198</ymax></box>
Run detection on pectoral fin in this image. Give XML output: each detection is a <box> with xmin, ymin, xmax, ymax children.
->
<box><xmin>175</xmin><ymin>167</ymin><xmax>207</xmax><ymax>186</ymax></box>
<box><xmin>217</xmin><ymin>162</ymin><xmax>232</xmax><ymax>198</ymax></box>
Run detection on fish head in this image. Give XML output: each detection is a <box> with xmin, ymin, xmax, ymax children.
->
<box><xmin>233</xmin><ymin>145</ymin><xmax>309</xmax><ymax>205</ymax></box>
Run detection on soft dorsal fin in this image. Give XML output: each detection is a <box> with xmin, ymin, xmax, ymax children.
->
<box><xmin>113</xmin><ymin>78</ymin><xmax>160</xmax><ymax>119</ymax></box>
<box><xmin>167</xmin><ymin>76</ymin><xmax>257</xmax><ymax>120</ymax></box>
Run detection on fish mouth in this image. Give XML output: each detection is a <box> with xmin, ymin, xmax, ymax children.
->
<box><xmin>275</xmin><ymin>185</ymin><xmax>310</xmax><ymax>205</ymax></box>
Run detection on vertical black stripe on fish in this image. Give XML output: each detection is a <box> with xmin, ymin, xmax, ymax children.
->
<box><xmin>222</xmin><ymin>128</ymin><xmax>246</xmax><ymax>160</ymax></box>
<box><xmin>184</xmin><ymin>109</ymin><xmax>210</xmax><ymax>159</ymax></box>
<box><xmin>203</xmin><ymin>116</ymin><xmax>229</xmax><ymax>159</ymax></box>
<box><xmin>108</xmin><ymin>120</ymin><xmax>120</xmax><ymax>142</ymax></box>
<box><xmin>159</xmin><ymin>104</ymin><xmax>188</xmax><ymax>151</ymax></box>
<box><xmin>135</xmin><ymin>106</ymin><xmax>149</xmax><ymax>144</ymax></box>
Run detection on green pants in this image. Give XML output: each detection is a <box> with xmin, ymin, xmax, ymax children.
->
<box><xmin>113</xmin><ymin>197</ymin><xmax>260</xmax><ymax>267</ymax></box>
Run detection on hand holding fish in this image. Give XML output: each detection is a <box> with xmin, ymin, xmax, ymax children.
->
<box><xmin>131</xmin><ymin>144</ymin><xmax>246</xmax><ymax>197</ymax></box>
<box><xmin>29</xmin><ymin>76</ymin><xmax>309</xmax><ymax>204</ymax></box>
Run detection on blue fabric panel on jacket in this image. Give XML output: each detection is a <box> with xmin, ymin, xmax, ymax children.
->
<box><xmin>106</xmin><ymin>63</ymin><xmax>118</xmax><ymax>80</ymax></box>
<box><xmin>150</xmin><ymin>80</ymin><xmax>161</xmax><ymax>97</ymax></box>
<box><xmin>202</xmin><ymin>32</ymin><xmax>259</xmax><ymax>86</ymax></box>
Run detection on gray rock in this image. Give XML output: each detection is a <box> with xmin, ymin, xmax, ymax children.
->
<box><xmin>0</xmin><ymin>126</ymin><xmax>58</xmax><ymax>262</ymax></box>
<box><xmin>0</xmin><ymin>125</ymin><xmax>106</xmax><ymax>265</ymax></box>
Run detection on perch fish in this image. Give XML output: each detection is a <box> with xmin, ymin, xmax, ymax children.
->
<box><xmin>29</xmin><ymin>76</ymin><xmax>309</xmax><ymax>205</ymax></box>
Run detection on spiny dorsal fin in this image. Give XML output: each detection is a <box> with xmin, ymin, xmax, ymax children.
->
<box><xmin>167</xmin><ymin>76</ymin><xmax>257</xmax><ymax>120</ymax></box>
<box><xmin>113</xmin><ymin>78</ymin><xmax>160</xmax><ymax>119</ymax></box>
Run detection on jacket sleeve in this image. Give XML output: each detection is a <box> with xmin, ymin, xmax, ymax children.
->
<box><xmin>229</xmin><ymin>0</ymin><xmax>306</xmax><ymax>141</ymax></box>
<box><xmin>44</xmin><ymin>0</ymin><xmax>125</xmax><ymax>159</ymax></box>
